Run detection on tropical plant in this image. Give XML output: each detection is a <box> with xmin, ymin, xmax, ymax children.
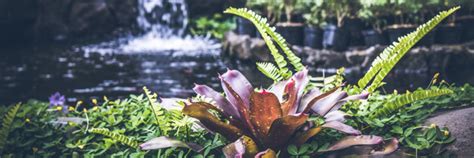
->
<box><xmin>246</xmin><ymin>0</ymin><xmax>284</xmax><ymax>24</ymax></box>
<box><xmin>186</xmin><ymin>68</ymin><xmax>393</xmax><ymax>156</ymax></box>
<box><xmin>358</xmin><ymin>0</ymin><xmax>389</xmax><ymax>33</ymax></box>
<box><xmin>190</xmin><ymin>14</ymin><xmax>236</xmax><ymax>39</ymax></box>
<box><xmin>300</xmin><ymin>0</ymin><xmax>327</xmax><ymax>28</ymax></box>
<box><xmin>324</xmin><ymin>0</ymin><xmax>359</xmax><ymax>27</ymax></box>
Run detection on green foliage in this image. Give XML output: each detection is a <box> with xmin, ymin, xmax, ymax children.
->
<box><xmin>224</xmin><ymin>7</ymin><xmax>305</xmax><ymax>81</ymax></box>
<box><xmin>256</xmin><ymin>62</ymin><xmax>284</xmax><ymax>81</ymax></box>
<box><xmin>0</xmin><ymin>103</ymin><xmax>21</xmax><ymax>153</ymax></box>
<box><xmin>0</xmin><ymin>89</ymin><xmax>219</xmax><ymax>157</ymax></box>
<box><xmin>190</xmin><ymin>14</ymin><xmax>236</xmax><ymax>39</ymax></box>
<box><xmin>372</xmin><ymin>89</ymin><xmax>453</xmax><ymax>117</ymax></box>
<box><xmin>89</xmin><ymin>128</ymin><xmax>139</xmax><ymax>149</ymax></box>
<box><xmin>357</xmin><ymin>6</ymin><xmax>460</xmax><ymax>93</ymax></box>
<box><xmin>300</xmin><ymin>0</ymin><xmax>327</xmax><ymax>27</ymax></box>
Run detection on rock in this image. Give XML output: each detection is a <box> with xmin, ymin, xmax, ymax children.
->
<box><xmin>186</xmin><ymin>0</ymin><xmax>245</xmax><ymax>18</ymax></box>
<box><xmin>0</xmin><ymin>0</ymin><xmax>139</xmax><ymax>44</ymax></box>
<box><xmin>425</xmin><ymin>107</ymin><xmax>474</xmax><ymax>157</ymax></box>
<box><xmin>68</xmin><ymin>0</ymin><xmax>116</xmax><ymax>36</ymax></box>
<box><xmin>0</xmin><ymin>0</ymin><xmax>37</xmax><ymax>45</ymax></box>
<box><xmin>223</xmin><ymin>31</ymin><xmax>271</xmax><ymax>61</ymax></box>
<box><xmin>105</xmin><ymin>0</ymin><xmax>138</xmax><ymax>26</ymax></box>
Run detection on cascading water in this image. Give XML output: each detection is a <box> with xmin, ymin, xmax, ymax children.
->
<box><xmin>81</xmin><ymin>0</ymin><xmax>220</xmax><ymax>54</ymax></box>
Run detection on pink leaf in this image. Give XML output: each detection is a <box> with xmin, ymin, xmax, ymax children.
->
<box><xmin>321</xmin><ymin>135</ymin><xmax>383</xmax><ymax>152</ymax></box>
<box><xmin>322</xmin><ymin>121</ymin><xmax>361</xmax><ymax>135</ymax></box>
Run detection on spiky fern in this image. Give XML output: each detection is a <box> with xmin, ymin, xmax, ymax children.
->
<box><xmin>224</xmin><ymin>7</ymin><xmax>305</xmax><ymax>80</ymax></box>
<box><xmin>0</xmin><ymin>103</ymin><xmax>21</xmax><ymax>152</ymax></box>
<box><xmin>372</xmin><ymin>89</ymin><xmax>453</xmax><ymax>117</ymax></box>
<box><xmin>256</xmin><ymin>62</ymin><xmax>284</xmax><ymax>81</ymax></box>
<box><xmin>89</xmin><ymin>128</ymin><xmax>138</xmax><ymax>148</ymax></box>
<box><xmin>143</xmin><ymin>87</ymin><xmax>170</xmax><ymax>135</ymax></box>
<box><xmin>357</xmin><ymin>7</ymin><xmax>460</xmax><ymax>93</ymax></box>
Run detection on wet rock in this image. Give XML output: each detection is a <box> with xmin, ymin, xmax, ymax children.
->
<box><xmin>223</xmin><ymin>32</ymin><xmax>271</xmax><ymax>61</ymax></box>
<box><xmin>425</xmin><ymin>107</ymin><xmax>474</xmax><ymax>157</ymax></box>
<box><xmin>69</xmin><ymin>0</ymin><xmax>116</xmax><ymax>36</ymax></box>
<box><xmin>186</xmin><ymin>0</ymin><xmax>245</xmax><ymax>18</ymax></box>
<box><xmin>0</xmin><ymin>0</ymin><xmax>139</xmax><ymax>43</ymax></box>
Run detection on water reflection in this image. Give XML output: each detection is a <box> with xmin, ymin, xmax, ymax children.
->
<box><xmin>0</xmin><ymin>45</ymin><xmax>271</xmax><ymax>105</ymax></box>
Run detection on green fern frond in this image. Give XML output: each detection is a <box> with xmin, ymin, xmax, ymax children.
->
<box><xmin>372</xmin><ymin>89</ymin><xmax>453</xmax><ymax>117</ymax></box>
<box><xmin>225</xmin><ymin>7</ymin><xmax>306</xmax><ymax>78</ymax></box>
<box><xmin>89</xmin><ymin>128</ymin><xmax>138</xmax><ymax>148</ymax></box>
<box><xmin>357</xmin><ymin>7</ymin><xmax>460</xmax><ymax>93</ymax></box>
<box><xmin>143</xmin><ymin>87</ymin><xmax>163</xmax><ymax>124</ymax></box>
<box><xmin>256</xmin><ymin>62</ymin><xmax>284</xmax><ymax>81</ymax></box>
<box><xmin>0</xmin><ymin>103</ymin><xmax>21</xmax><ymax>152</ymax></box>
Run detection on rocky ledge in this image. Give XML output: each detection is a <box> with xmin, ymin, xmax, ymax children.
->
<box><xmin>223</xmin><ymin>31</ymin><xmax>474</xmax><ymax>73</ymax></box>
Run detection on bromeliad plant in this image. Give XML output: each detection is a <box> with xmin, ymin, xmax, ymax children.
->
<box><xmin>187</xmin><ymin>68</ymin><xmax>392</xmax><ymax>156</ymax></box>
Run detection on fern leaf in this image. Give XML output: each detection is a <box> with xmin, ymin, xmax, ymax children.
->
<box><xmin>143</xmin><ymin>87</ymin><xmax>163</xmax><ymax>123</ymax></box>
<box><xmin>265</xmin><ymin>25</ymin><xmax>305</xmax><ymax>72</ymax></box>
<box><xmin>0</xmin><ymin>103</ymin><xmax>21</xmax><ymax>152</ymax></box>
<box><xmin>256</xmin><ymin>62</ymin><xmax>284</xmax><ymax>81</ymax></box>
<box><xmin>224</xmin><ymin>7</ymin><xmax>295</xmax><ymax>78</ymax></box>
<box><xmin>357</xmin><ymin>7</ymin><xmax>460</xmax><ymax>92</ymax></box>
<box><xmin>89</xmin><ymin>128</ymin><xmax>138</xmax><ymax>148</ymax></box>
<box><xmin>372</xmin><ymin>89</ymin><xmax>453</xmax><ymax>117</ymax></box>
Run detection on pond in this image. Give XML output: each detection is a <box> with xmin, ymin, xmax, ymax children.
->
<box><xmin>0</xmin><ymin>43</ymin><xmax>275</xmax><ymax>105</ymax></box>
<box><xmin>2</xmin><ymin>41</ymin><xmax>472</xmax><ymax>105</ymax></box>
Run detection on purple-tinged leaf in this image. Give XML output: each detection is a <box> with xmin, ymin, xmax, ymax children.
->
<box><xmin>293</xmin><ymin>126</ymin><xmax>322</xmax><ymax>145</ymax></box>
<box><xmin>193</xmin><ymin>84</ymin><xmax>240</xmax><ymax>119</ymax></box>
<box><xmin>249</xmin><ymin>91</ymin><xmax>282</xmax><ymax>141</ymax></box>
<box><xmin>322</xmin><ymin>121</ymin><xmax>361</xmax><ymax>135</ymax></box>
<box><xmin>182</xmin><ymin>102</ymin><xmax>244</xmax><ymax>141</ymax></box>
<box><xmin>321</xmin><ymin>135</ymin><xmax>383</xmax><ymax>152</ymax></box>
<box><xmin>268</xmin><ymin>81</ymin><xmax>286</xmax><ymax>103</ymax></box>
<box><xmin>220</xmin><ymin>69</ymin><xmax>253</xmax><ymax>109</ymax></box>
<box><xmin>255</xmin><ymin>149</ymin><xmax>277</xmax><ymax>158</ymax></box>
<box><xmin>223</xmin><ymin>136</ymin><xmax>259</xmax><ymax>158</ymax></box>
<box><xmin>140</xmin><ymin>136</ymin><xmax>203</xmax><ymax>152</ymax></box>
<box><xmin>222</xmin><ymin>80</ymin><xmax>256</xmax><ymax>136</ymax></box>
<box><xmin>159</xmin><ymin>98</ymin><xmax>184</xmax><ymax>110</ymax></box>
<box><xmin>328</xmin><ymin>92</ymin><xmax>370</xmax><ymax>112</ymax></box>
<box><xmin>287</xmin><ymin>68</ymin><xmax>309</xmax><ymax>115</ymax></box>
<box><xmin>264</xmin><ymin>114</ymin><xmax>308</xmax><ymax>150</ymax></box>
<box><xmin>298</xmin><ymin>89</ymin><xmax>321</xmax><ymax>113</ymax></box>
<box><xmin>311</xmin><ymin>90</ymin><xmax>348</xmax><ymax>116</ymax></box>
<box><xmin>324</xmin><ymin>111</ymin><xmax>347</xmax><ymax>123</ymax></box>
<box><xmin>301</xmin><ymin>86</ymin><xmax>340</xmax><ymax>114</ymax></box>
<box><xmin>371</xmin><ymin>138</ymin><xmax>399</xmax><ymax>155</ymax></box>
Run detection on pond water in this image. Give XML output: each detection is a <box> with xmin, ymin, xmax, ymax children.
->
<box><xmin>0</xmin><ymin>44</ymin><xmax>274</xmax><ymax>105</ymax></box>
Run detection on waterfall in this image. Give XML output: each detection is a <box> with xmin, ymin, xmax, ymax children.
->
<box><xmin>80</xmin><ymin>0</ymin><xmax>220</xmax><ymax>54</ymax></box>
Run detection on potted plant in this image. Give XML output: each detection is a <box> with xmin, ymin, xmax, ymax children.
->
<box><xmin>301</xmin><ymin>0</ymin><xmax>326</xmax><ymax>49</ymax></box>
<box><xmin>457</xmin><ymin>0</ymin><xmax>474</xmax><ymax>42</ymax></box>
<box><xmin>385</xmin><ymin>0</ymin><xmax>436</xmax><ymax>46</ymax></box>
<box><xmin>321</xmin><ymin>0</ymin><xmax>356</xmax><ymax>51</ymax></box>
<box><xmin>435</xmin><ymin>0</ymin><xmax>463</xmax><ymax>44</ymax></box>
<box><xmin>358</xmin><ymin>0</ymin><xmax>388</xmax><ymax>46</ymax></box>
<box><xmin>274</xmin><ymin>0</ymin><xmax>305</xmax><ymax>46</ymax></box>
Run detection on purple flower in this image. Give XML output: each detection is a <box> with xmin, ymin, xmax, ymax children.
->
<box><xmin>49</xmin><ymin>92</ymin><xmax>68</xmax><ymax>114</ymax></box>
